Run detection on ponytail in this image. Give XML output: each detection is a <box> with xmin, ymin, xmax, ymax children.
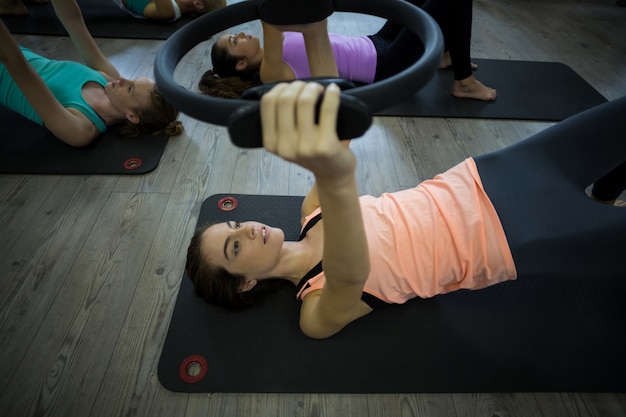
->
<box><xmin>197</xmin><ymin>41</ymin><xmax>262</xmax><ymax>98</ymax></box>
<box><xmin>198</xmin><ymin>69</ymin><xmax>261</xmax><ymax>98</ymax></box>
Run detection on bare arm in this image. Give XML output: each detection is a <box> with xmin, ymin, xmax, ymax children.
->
<box><xmin>261</xmin><ymin>82</ymin><xmax>370</xmax><ymax>339</ymax></box>
<box><xmin>261</xmin><ymin>19</ymin><xmax>339</xmax><ymax>83</ymax></box>
<box><xmin>0</xmin><ymin>21</ymin><xmax>100</xmax><ymax>146</ymax></box>
<box><xmin>259</xmin><ymin>21</ymin><xmax>294</xmax><ymax>83</ymax></box>
<box><xmin>300</xmin><ymin>19</ymin><xmax>338</xmax><ymax>78</ymax></box>
<box><xmin>143</xmin><ymin>0</ymin><xmax>176</xmax><ymax>20</ymax></box>
<box><xmin>300</xmin><ymin>140</ymin><xmax>351</xmax><ymax>224</ymax></box>
<box><xmin>50</xmin><ymin>0</ymin><xmax>120</xmax><ymax>78</ymax></box>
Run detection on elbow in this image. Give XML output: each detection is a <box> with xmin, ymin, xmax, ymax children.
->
<box><xmin>299</xmin><ymin>323</ymin><xmax>337</xmax><ymax>340</ymax></box>
<box><xmin>65</xmin><ymin>138</ymin><xmax>93</xmax><ymax>148</ymax></box>
<box><xmin>58</xmin><ymin>132</ymin><xmax>96</xmax><ymax>148</ymax></box>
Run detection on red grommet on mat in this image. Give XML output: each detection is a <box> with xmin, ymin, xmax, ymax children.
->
<box><xmin>217</xmin><ymin>196</ymin><xmax>238</xmax><ymax>211</ymax></box>
<box><xmin>123</xmin><ymin>158</ymin><xmax>143</xmax><ymax>170</ymax></box>
<box><xmin>179</xmin><ymin>355</ymin><xmax>208</xmax><ymax>384</ymax></box>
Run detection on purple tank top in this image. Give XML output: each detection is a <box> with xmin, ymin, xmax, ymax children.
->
<box><xmin>282</xmin><ymin>32</ymin><xmax>376</xmax><ymax>83</ymax></box>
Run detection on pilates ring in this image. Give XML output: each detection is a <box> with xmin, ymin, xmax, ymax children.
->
<box><xmin>123</xmin><ymin>158</ymin><xmax>143</xmax><ymax>170</ymax></box>
<box><xmin>217</xmin><ymin>196</ymin><xmax>238</xmax><ymax>211</ymax></box>
<box><xmin>179</xmin><ymin>355</ymin><xmax>208</xmax><ymax>384</ymax></box>
<box><xmin>154</xmin><ymin>0</ymin><xmax>443</xmax><ymax>147</ymax></box>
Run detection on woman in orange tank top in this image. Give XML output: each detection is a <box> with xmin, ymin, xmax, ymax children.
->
<box><xmin>186</xmin><ymin>81</ymin><xmax>626</xmax><ymax>339</ymax></box>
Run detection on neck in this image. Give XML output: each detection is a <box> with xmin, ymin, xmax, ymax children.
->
<box><xmin>270</xmin><ymin>238</ymin><xmax>322</xmax><ymax>287</ymax></box>
<box><xmin>84</xmin><ymin>85</ymin><xmax>126</xmax><ymax>126</ymax></box>
<box><xmin>248</xmin><ymin>48</ymin><xmax>265</xmax><ymax>71</ymax></box>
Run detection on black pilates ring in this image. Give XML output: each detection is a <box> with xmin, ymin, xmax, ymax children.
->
<box><xmin>154</xmin><ymin>0</ymin><xmax>443</xmax><ymax>148</ymax></box>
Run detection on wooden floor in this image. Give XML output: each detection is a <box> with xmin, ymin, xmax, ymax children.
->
<box><xmin>2</xmin><ymin>0</ymin><xmax>626</xmax><ymax>416</ymax></box>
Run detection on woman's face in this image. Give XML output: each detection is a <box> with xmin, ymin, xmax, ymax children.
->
<box><xmin>217</xmin><ymin>32</ymin><xmax>262</xmax><ymax>64</ymax></box>
<box><xmin>104</xmin><ymin>76</ymin><xmax>155</xmax><ymax>123</ymax></box>
<box><xmin>201</xmin><ymin>221</ymin><xmax>285</xmax><ymax>281</ymax></box>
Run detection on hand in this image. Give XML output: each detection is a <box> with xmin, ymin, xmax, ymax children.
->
<box><xmin>261</xmin><ymin>81</ymin><xmax>356</xmax><ymax>180</ymax></box>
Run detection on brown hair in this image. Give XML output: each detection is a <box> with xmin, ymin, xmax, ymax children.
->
<box><xmin>197</xmin><ymin>41</ymin><xmax>262</xmax><ymax>99</ymax></box>
<box><xmin>186</xmin><ymin>224</ymin><xmax>292</xmax><ymax>310</ymax></box>
<box><xmin>117</xmin><ymin>88</ymin><xmax>184</xmax><ymax>138</ymax></box>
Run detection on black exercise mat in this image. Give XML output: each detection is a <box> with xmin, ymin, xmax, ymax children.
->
<box><xmin>2</xmin><ymin>0</ymin><xmax>193</xmax><ymax>39</ymax></box>
<box><xmin>159</xmin><ymin>193</ymin><xmax>626</xmax><ymax>393</ymax></box>
<box><xmin>0</xmin><ymin>106</ymin><xmax>169</xmax><ymax>175</ymax></box>
<box><xmin>377</xmin><ymin>59</ymin><xmax>607</xmax><ymax>121</ymax></box>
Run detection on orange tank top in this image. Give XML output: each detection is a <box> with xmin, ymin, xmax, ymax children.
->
<box><xmin>296</xmin><ymin>158</ymin><xmax>517</xmax><ymax>304</ymax></box>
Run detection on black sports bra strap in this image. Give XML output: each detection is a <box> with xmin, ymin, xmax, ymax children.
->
<box><xmin>298</xmin><ymin>211</ymin><xmax>322</xmax><ymax>241</ymax></box>
<box><xmin>296</xmin><ymin>211</ymin><xmax>389</xmax><ymax>309</ymax></box>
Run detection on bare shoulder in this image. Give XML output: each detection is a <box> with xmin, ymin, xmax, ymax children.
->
<box><xmin>65</xmin><ymin>107</ymin><xmax>102</xmax><ymax>145</ymax></box>
<box><xmin>99</xmin><ymin>71</ymin><xmax>114</xmax><ymax>82</ymax></box>
<box><xmin>299</xmin><ymin>288</ymin><xmax>373</xmax><ymax>339</ymax></box>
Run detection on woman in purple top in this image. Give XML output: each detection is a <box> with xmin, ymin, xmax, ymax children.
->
<box><xmin>199</xmin><ymin>0</ymin><xmax>496</xmax><ymax>102</ymax></box>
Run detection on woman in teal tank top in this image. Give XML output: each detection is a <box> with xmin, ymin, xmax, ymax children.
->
<box><xmin>115</xmin><ymin>0</ymin><xmax>225</xmax><ymax>21</ymax></box>
<box><xmin>0</xmin><ymin>0</ymin><xmax>183</xmax><ymax>146</ymax></box>
<box><xmin>1</xmin><ymin>0</ymin><xmax>224</xmax><ymax>21</ymax></box>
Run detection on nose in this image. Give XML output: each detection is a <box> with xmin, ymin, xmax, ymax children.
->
<box><xmin>237</xmin><ymin>32</ymin><xmax>245</xmax><ymax>39</ymax></box>
<box><xmin>241</xmin><ymin>223</ymin><xmax>257</xmax><ymax>239</ymax></box>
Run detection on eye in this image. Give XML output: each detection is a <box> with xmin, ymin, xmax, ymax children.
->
<box><xmin>235</xmin><ymin>221</ymin><xmax>241</xmax><ymax>228</ymax></box>
<box><xmin>233</xmin><ymin>240</ymin><xmax>240</xmax><ymax>255</ymax></box>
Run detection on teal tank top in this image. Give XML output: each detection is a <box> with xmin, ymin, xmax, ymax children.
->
<box><xmin>124</xmin><ymin>0</ymin><xmax>150</xmax><ymax>15</ymax></box>
<box><xmin>0</xmin><ymin>47</ymin><xmax>107</xmax><ymax>133</ymax></box>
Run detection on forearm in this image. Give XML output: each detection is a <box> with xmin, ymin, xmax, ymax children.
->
<box><xmin>301</xmin><ymin>20</ymin><xmax>338</xmax><ymax>78</ymax></box>
<box><xmin>0</xmin><ymin>23</ymin><xmax>52</xmax><ymax>121</ymax></box>
<box><xmin>0</xmin><ymin>20</ymin><xmax>21</xmax><ymax>65</ymax></box>
<box><xmin>301</xmin><ymin>141</ymin><xmax>351</xmax><ymax>221</ymax></box>
<box><xmin>260</xmin><ymin>21</ymin><xmax>289</xmax><ymax>82</ymax></box>
<box><xmin>50</xmin><ymin>0</ymin><xmax>119</xmax><ymax>77</ymax></box>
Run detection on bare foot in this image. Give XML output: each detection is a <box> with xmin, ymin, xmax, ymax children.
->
<box><xmin>0</xmin><ymin>0</ymin><xmax>28</xmax><ymax>15</ymax></box>
<box><xmin>452</xmin><ymin>75</ymin><xmax>497</xmax><ymax>101</ymax></box>
<box><xmin>439</xmin><ymin>51</ymin><xmax>478</xmax><ymax>70</ymax></box>
<box><xmin>589</xmin><ymin>192</ymin><xmax>626</xmax><ymax>206</ymax></box>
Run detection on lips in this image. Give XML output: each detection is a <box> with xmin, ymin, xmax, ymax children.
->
<box><xmin>261</xmin><ymin>226</ymin><xmax>268</xmax><ymax>244</ymax></box>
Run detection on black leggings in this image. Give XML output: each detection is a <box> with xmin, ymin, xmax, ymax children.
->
<box><xmin>592</xmin><ymin>161</ymin><xmax>626</xmax><ymax>201</ymax></box>
<box><xmin>474</xmin><ymin>97</ymin><xmax>626</xmax><ymax>280</ymax></box>
<box><xmin>371</xmin><ymin>0</ymin><xmax>474</xmax><ymax>81</ymax></box>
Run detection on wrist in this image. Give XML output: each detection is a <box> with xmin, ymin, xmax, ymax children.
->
<box><xmin>315</xmin><ymin>170</ymin><xmax>357</xmax><ymax>192</ymax></box>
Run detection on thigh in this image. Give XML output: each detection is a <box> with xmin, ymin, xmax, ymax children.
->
<box><xmin>474</xmin><ymin>99</ymin><xmax>626</xmax><ymax>279</ymax></box>
<box><xmin>373</xmin><ymin>28</ymin><xmax>425</xmax><ymax>81</ymax></box>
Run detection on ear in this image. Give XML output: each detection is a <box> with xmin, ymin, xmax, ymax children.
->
<box><xmin>235</xmin><ymin>58</ymin><xmax>248</xmax><ymax>72</ymax></box>
<box><xmin>239</xmin><ymin>279</ymin><xmax>257</xmax><ymax>293</ymax></box>
<box><xmin>125</xmin><ymin>112</ymin><xmax>140</xmax><ymax>125</ymax></box>
<box><xmin>193</xmin><ymin>0</ymin><xmax>205</xmax><ymax>11</ymax></box>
